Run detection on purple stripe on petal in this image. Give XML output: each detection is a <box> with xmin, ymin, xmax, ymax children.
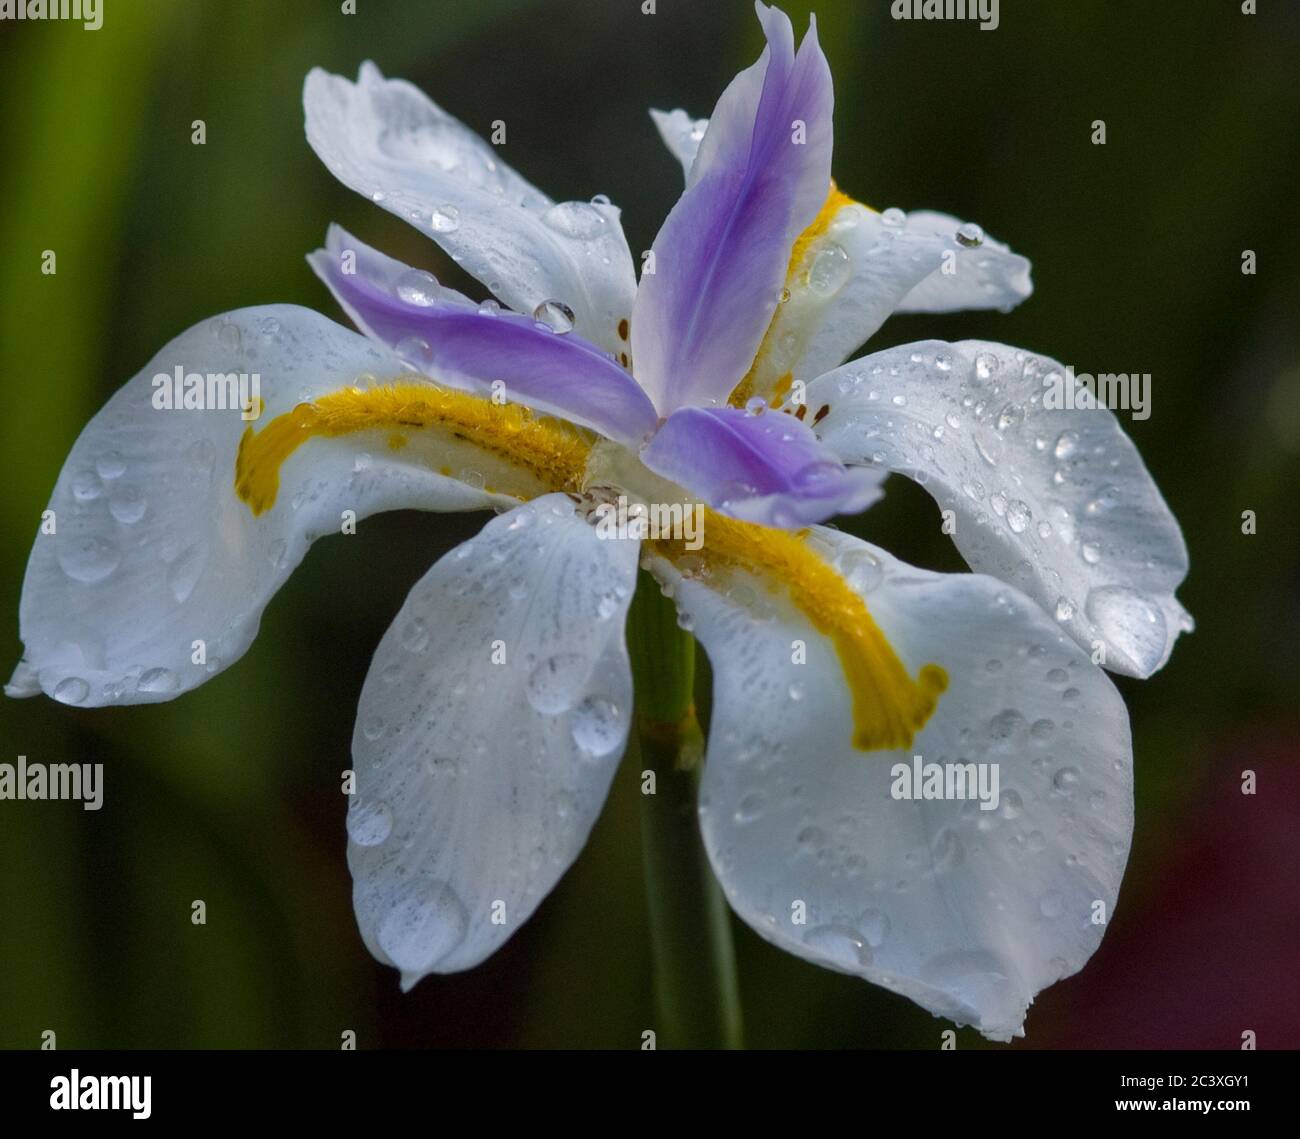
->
<box><xmin>640</xmin><ymin>405</ymin><xmax>883</xmax><ymax>529</ymax></box>
<box><xmin>308</xmin><ymin>225</ymin><xmax>659</xmax><ymax>445</ymax></box>
<box><xmin>631</xmin><ymin>3</ymin><xmax>834</xmax><ymax>415</ymax></box>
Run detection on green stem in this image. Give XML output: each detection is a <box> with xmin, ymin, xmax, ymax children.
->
<box><xmin>627</xmin><ymin>570</ymin><xmax>743</xmax><ymax>1050</ymax></box>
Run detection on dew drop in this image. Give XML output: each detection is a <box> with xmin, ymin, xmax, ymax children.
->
<box><xmin>1053</xmin><ymin>431</ymin><xmax>1079</xmax><ymax>460</ymax></box>
<box><xmin>347</xmin><ymin>799</ymin><xmax>394</xmax><ymax>847</ymax></box>
<box><xmin>571</xmin><ymin>695</ymin><xmax>625</xmax><ymax>757</ymax></box>
<box><xmin>137</xmin><ymin>667</ymin><xmax>176</xmax><ymax>694</ymax></box>
<box><xmin>1085</xmin><ymin>585</ymin><xmax>1167</xmax><ymax>674</ymax></box>
<box><xmin>400</xmin><ymin>618</ymin><xmax>429</xmax><ymax>653</ymax></box>
<box><xmin>429</xmin><ymin>204</ymin><xmax>461</xmax><ymax>233</ymax></box>
<box><xmin>540</xmin><ymin>201</ymin><xmax>605</xmax><ymax>239</ymax></box>
<box><xmin>58</xmin><ymin>535</ymin><xmax>121</xmax><ymax>584</ymax></box>
<box><xmin>71</xmin><ymin>470</ymin><xmax>102</xmax><ymax>502</ymax></box>
<box><xmin>376</xmin><ymin>878</ymin><xmax>469</xmax><ymax>973</ymax></box>
<box><xmin>526</xmin><ymin>653</ymin><xmax>590</xmax><ymax>714</ymax></box>
<box><xmin>54</xmin><ymin>676</ymin><xmax>90</xmax><ymax>705</ymax></box>
<box><xmin>395</xmin><ymin>335</ymin><xmax>432</xmax><ymax>365</ymax></box>
<box><xmin>734</xmin><ymin>791</ymin><xmax>767</xmax><ymax>824</ymax></box>
<box><xmin>837</xmin><ymin>548</ymin><xmax>883</xmax><ymax>593</ymax></box>
<box><xmin>167</xmin><ymin>544</ymin><xmax>206</xmax><ymax>603</ymax></box>
<box><xmin>1052</xmin><ymin>766</ymin><xmax>1080</xmax><ymax>795</ymax></box>
<box><xmin>802</xmin><ymin>924</ymin><xmax>871</xmax><ymax>967</ymax></box>
<box><xmin>805</xmin><ymin>241</ymin><xmax>852</xmax><ymax>297</ymax></box>
<box><xmin>108</xmin><ymin>487</ymin><xmax>147</xmax><ymax>525</ymax></box>
<box><xmin>533</xmin><ymin>299</ymin><xmax>576</xmax><ymax>333</ymax></box>
<box><xmin>395</xmin><ymin>269</ymin><xmax>441</xmax><ymax>307</ymax></box>
<box><xmin>95</xmin><ymin>452</ymin><xmax>126</xmax><ymax>480</ymax></box>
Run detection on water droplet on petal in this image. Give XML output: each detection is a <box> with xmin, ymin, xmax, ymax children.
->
<box><xmin>95</xmin><ymin>452</ymin><xmax>126</xmax><ymax>480</ymax></box>
<box><xmin>54</xmin><ymin>676</ymin><xmax>90</xmax><ymax>705</ymax></box>
<box><xmin>955</xmin><ymin>222</ymin><xmax>985</xmax><ymax>248</ymax></box>
<box><xmin>1085</xmin><ymin>585</ymin><xmax>1167</xmax><ymax>674</ymax></box>
<box><xmin>58</xmin><ymin>535</ymin><xmax>121</xmax><ymax>583</ymax></box>
<box><xmin>347</xmin><ymin>799</ymin><xmax>394</xmax><ymax>847</ymax></box>
<box><xmin>540</xmin><ymin>201</ymin><xmax>605</xmax><ymax>239</ymax></box>
<box><xmin>1053</xmin><ymin>431</ymin><xmax>1080</xmax><ymax>460</ymax></box>
<box><xmin>791</xmin><ymin>460</ymin><xmax>843</xmax><ymax>490</ymax></box>
<box><xmin>376</xmin><ymin>878</ymin><xmax>469</xmax><ymax>974</ymax></box>
<box><xmin>400</xmin><ymin>618</ymin><xmax>429</xmax><ymax>653</ymax></box>
<box><xmin>803</xmin><ymin>924</ymin><xmax>872</xmax><ymax>967</ymax></box>
<box><xmin>571</xmin><ymin>695</ymin><xmax>625</xmax><ymax>757</ymax></box>
<box><xmin>1006</xmin><ymin>499</ymin><xmax>1031</xmax><ymax>534</ymax></box>
<box><xmin>429</xmin><ymin>204</ymin><xmax>461</xmax><ymax>232</ymax></box>
<box><xmin>395</xmin><ymin>269</ymin><xmax>441</xmax><ymax>307</ymax></box>
<box><xmin>395</xmin><ymin>336</ymin><xmax>432</xmax><ymax>366</ymax></box>
<box><xmin>837</xmin><ymin>548</ymin><xmax>883</xmax><ymax>593</ymax></box>
<box><xmin>137</xmin><ymin>667</ymin><xmax>176</xmax><ymax>694</ymax></box>
<box><xmin>526</xmin><ymin>653</ymin><xmax>590</xmax><ymax>714</ymax></box>
<box><xmin>1039</xmin><ymin>891</ymin><xmax>1065</xmax><ymax>918</ymax></box>
<box><xmin>167</xmin><ymin>544</ymin><xmax>206</xmax><ymax>603</ymax></box>
<box><xmin>1052</xmin><ymin>766</ymin><xmax>1081</xmax><ymax>795</ymax></box>
<box><xmin>533</xmin><ymin>299</ymin><xmax>575</xmax><ymax>333</ymax></box>
<box><xmin>107</xmin><ymin>487</ymin><xmax>146</xmax><ymax>525</ymax></box>
<box><xmin>71</xmin><ymin>470</ymin><xmax>102</xmax><ymax>502</ymax></box>
<box><xmin>805</xmin><ymin>241</ymin><xmax>851</xmax><ymax>297</ymax></box>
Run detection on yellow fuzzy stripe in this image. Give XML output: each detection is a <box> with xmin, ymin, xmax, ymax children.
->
<box><xmin>656</xmin><ymin>510</ymin><xmax>947</xmax><ymax>752</ymax></box>
<box><xmin>234</xmin><ymin>381</ymin><xmax>591</xmax><ymax>515</ymax></box>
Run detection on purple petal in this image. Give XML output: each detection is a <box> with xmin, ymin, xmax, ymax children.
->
<box><xmin>631</xmin><ymin>3</ymin><xmax>834</xmax><ymax>414</ymax></box>
<box><xmin>640</xmin><ymin>405</ymin><xmax>883</xmax><ymax>528</ymax></box>
<box><xmin>308</xmin><ymin>225</ymin><xmax>658</xmax><ymax>445</ymax></box>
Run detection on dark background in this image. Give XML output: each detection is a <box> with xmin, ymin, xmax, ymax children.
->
<box><xmin>1</xmin><ymin>0</ymin><xmax>1297</xmax><ymax>1048</ymax></box>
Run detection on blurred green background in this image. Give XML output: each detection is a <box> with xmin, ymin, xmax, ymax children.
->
<box><xmin>2</xmin><ymin>0</ymin><xmax>1297</xmax><ymax>1049</ymax></box>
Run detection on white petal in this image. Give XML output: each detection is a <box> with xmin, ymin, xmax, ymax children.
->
<box><xmin>741</xmin><ymin>202</ymin><xmax>1033</xmax><ymax>404</ymax></box>
<box><xmin>649</xmin><ymin>107</ymin><xmax>705</xmax><ymax>178</ymax></box>
<box><xmin>892</xmin><ymin>210</ymin><xmax>1033</xmax><ymax>315</ymax></box>
<box><xmin>348</xmin><ymin>494</ymin><xmax>639</xmax><ymax>984</ymax></box>
<box><xmin>10</xmin><ymin>306</ymin><xmax>514</xmax><ymax>706</ymax></box>
<box><xmin>808</xmin><ymin>341</ymin><xmax>1191</xmax><ymax>676</ymax></box>
<box><xmin>304</xmin><ymin>63</ymin><xmax>637</xmax><ymax>356</ymax></box>
<box><xmin>648</xmin><ymin>529</ymin><xmax>1133</xmax><ymax>1041</ymax></box>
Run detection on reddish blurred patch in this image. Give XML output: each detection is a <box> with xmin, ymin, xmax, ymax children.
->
<box><xmin>1031</xmin><ymin>734</ymin><xmax>1300</xmax><ymax>1048</ymax></box>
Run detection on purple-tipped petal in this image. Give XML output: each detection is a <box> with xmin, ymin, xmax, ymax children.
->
<box><xmin>308</xmin><ymin>225</ymin><xmax>658</xmax><ymax>445</ymax></box>
<box><xmin>640</xmin><ymin>405</ymin><xmax>883</xmax><ymax>528</ymax></box>
<box><xmin>631</xmin><ymin>3</ymin><xmax>834</xmax><ymax>414</ymax></box>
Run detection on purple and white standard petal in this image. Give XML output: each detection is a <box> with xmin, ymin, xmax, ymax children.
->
<box><xmin>348</xmin><ymin>494</ymin><xmax>639</xmax><ymax>985</ymax></box>
<box><xmin>310</xmin><ymin>225</ymin><xmax>658</xmax><ymax>445</ymax></box>
<box><xmin>631</xmin><ymin>3</ymin><xmax>834</xmax><ymax>412</ymax></box>
<box><xmin>807</xmin><ymin>341</ymin><xmax>1191</xmax><ymax>677</ymax></box>
<box><xmin>304</xmin><ymin>62</ymin><xmax>637</xmax><ymax>355</ymax></box>
<box><xmin>640</xmin><ymin>405</ymin><xmax>882</xmax><ymax>528</ymax></box>
<box><xmin>7</xmin><ymin>307</ymin><xmax>504</xmax><ymax>705</ymax></box>
<box><xmin>646</xmin><ymin>529</ymin><xmax>1133</xmax><ymax>1042</ymax></box>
